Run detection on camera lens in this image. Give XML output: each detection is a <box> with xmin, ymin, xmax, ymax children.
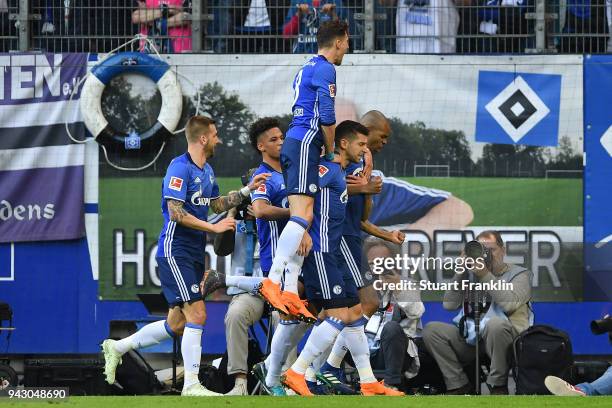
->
<box><xmin>465</xmin><ymin>240</ymin><xmax>484</xmax><ymax>259</ymax></box>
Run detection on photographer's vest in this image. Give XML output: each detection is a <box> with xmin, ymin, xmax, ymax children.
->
<box><xmin>452</xmin><ymin>265</ymin><xmax>533</xmax><ymax>344</ymax></box>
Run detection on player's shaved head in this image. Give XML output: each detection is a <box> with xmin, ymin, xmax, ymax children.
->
<box><xmin>360</xmin><ymin>110</ymin><xmax>389</xmax><ymax>132</ymax></box>
<box><xmin>186</xmin><ymin>115</ymin><xmax>216</xmax><ymax>144</ymax></box>
<box><xmin>360</xmin><ymin>110</ymin><xmax>391</xmax><ymax>153</ymax></box>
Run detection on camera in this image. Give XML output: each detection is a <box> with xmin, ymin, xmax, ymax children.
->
<box><xmin>590</xmin><ymin>316</ymin><xmax>612</xmax><ymax>335</ymax></box>
<box><xmin>464</xmin><ymin>240</ymin><xmax>492</xmax><ymax>268</ymax></box>
<box><xmin>234</xmin><ymin>169</ymin><xmax>256</xmax><ymax>221</ymax></box>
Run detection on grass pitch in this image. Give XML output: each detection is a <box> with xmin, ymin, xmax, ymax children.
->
<box><xmin>4</xmin><ymin>395</ymin><xmax>612</xmax><ymax>408</ymax></box>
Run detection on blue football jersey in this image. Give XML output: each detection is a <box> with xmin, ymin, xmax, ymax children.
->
<box><xmin>343</xmin><ymin>160</ymin><xmax>366</xmax><ymax>238</ymax></box>
<box><xmin>157</xmin><ymin>153</ymin><xmax>220</xmax><ymax>261</ymax></box>
<box><xmin>312</xmin><ymin>159</ymin><xmax>348</xmax><ymax>252</ymax></box>
<box><xmin>287</xmin><ymin>55</ymin><xmax>336</xmax><ymax>142</ymax></box>
<box><xmin>369</xmin><ymin>170</ymin><xmax>450</xmax><ymax>226</ymax></box>
<box><xmin>250</xmin><ymin>162</ymin><xmax>289</xmax><ymax>273</ymax></box>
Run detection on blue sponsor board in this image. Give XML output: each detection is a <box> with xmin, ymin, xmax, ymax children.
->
<box><xmin>475</xmin><ymin>71</ymin><xmax>561</xmax><ymax>147</ymax></box>
<box><xmin>584</xmin><ymin>55</ymin><xmax>612</xmax><ymax>302</ymax></box>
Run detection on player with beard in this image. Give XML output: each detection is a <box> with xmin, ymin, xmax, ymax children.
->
<box><xmin>101</xmin><ymin>116</ymin><xmax>268</xmax><ymax>397</ymax></box>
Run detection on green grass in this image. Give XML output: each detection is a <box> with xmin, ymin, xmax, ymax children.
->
<box><xmin>98</xmin><ymin>176</ymin><xmax>582</xmax><ymax>300</ymax></box>
<box><xmin>5</xmin><ymin>395</ymin><xmax>612</xmax><ymax>408</ymax></box>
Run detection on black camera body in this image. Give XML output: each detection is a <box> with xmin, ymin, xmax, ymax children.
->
<box><xmin>234</xmin><ymin>170</ymin><xmax>255</xmax><ymax>221</ymax></box>
<box><xmin>591</xmin><ymin>316</ymin><xmax>612</xmax><ymax>335</ymax></box>
<box><xmin>464</xmin><ymin>240</ymin><xmax>492</xmax><ymax>269</ymax></box>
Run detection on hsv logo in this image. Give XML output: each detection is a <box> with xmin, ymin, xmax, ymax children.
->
<box><xmin>169</xmin><ymin>177</ymin><xmax>183</xmax><ymax>191</ymax></box>
<box><xmin>319</xmin><ymin>165</ymin><xmax>329</xmax><ymax>177</ymax></box>
<box><xmin>257</xmin><ymin>184</ymin><xmax>267</xmax><ymax>194</ymax></box>
<box><xmin>328</xmin><ymin>84</ymin><xmax>336</xmax><ymax>98</ymax></box>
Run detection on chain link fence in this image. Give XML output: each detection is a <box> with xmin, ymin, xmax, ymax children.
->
<box><xmin>1</xmin><ymin>0</ymin><xmax>610</xmax><ymax>53</ymax></box>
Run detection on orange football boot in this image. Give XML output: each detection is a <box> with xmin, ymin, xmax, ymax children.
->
<box><xmin>257</xmin><ymin>278</ymin><xmax>289</xmax><ymax>315</ymax></box>
<box><xmin>360</xmin><ymin>380</ymin><xmax>405</xmax><ymax>396</ymax></box>
<box><xmin>281</xmin><ymin>368</ymin><xmax>313</xmax><ymax>396</ymax></box>
<box><xmin>281</xmin><ymin>291</ymin><xmax>317</xmax><ymax>323</ymax></box>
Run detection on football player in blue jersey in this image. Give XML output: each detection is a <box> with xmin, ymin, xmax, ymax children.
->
<box><xmin>281</xmin><ymin>120</ymin><xmax>403</xmax><ymax>396</ymax></box>
<box><xmin>259</xmin><ymin>20</ymin><xmax>351</xmax><ymax>315</ymax></box>
<box><xmin>101</xmin><ymin>116</ymin><xmax>269</xmax><ymax>397</ymax></box>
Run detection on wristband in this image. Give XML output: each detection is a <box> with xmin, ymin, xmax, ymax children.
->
<box><xmin>324</xmin><ymin>152</ymin><xmax>335</xmax><ymax>161</ymax></box>
<box><xmin>240</xmin><ymin>186</ymin><xmax>251</xmax><ymax>198</ymax></box>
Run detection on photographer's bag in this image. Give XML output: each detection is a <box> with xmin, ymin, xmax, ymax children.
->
<box><xmin>512</xmin><ymin>324</ymin><xmax>573</xmax><ymax>394</ymax></box>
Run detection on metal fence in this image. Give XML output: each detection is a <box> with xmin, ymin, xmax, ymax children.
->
<box><xmin>1</xmin><ymin>0</ymin><xmax>610</xmax><ymax>53</ymax></box>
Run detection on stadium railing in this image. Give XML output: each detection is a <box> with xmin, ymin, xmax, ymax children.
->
<box><xmin>1</xmin><ymin>1</ymin><xmax>609</xmax><ymax>54</ymax></box>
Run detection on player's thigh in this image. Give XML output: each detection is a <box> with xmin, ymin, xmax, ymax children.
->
<box><xmin>157</xmin><ymin>256</ymin><xmax>204</xmax><ymax>309</ymax></box>
<box><xmin>303</xmin><ymin>252</ymin><xmax>358</xmax><ymax>322</ymax></box>
<box><xmin>280</xmin><ymin>136</ymin><xmax>322</xmax><ymax>199</ymax></box>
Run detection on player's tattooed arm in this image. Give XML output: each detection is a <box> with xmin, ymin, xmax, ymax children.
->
<box><xmin>210</xmin><ymin>190</ymin><xmax>243</xmax><ymax>214</ymax></box>
<box><xmin>168</xmin><ymin>199</ymin><xmax>189</xmax><ymax>223</ymax></box>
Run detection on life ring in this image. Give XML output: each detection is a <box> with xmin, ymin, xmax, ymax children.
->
<box><xmin>80</xmin><ymin>52</ymin><xmax>182</xmax><ymax>146</ymax></box>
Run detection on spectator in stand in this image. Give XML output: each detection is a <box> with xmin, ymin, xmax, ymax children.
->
<box><xmin>283</xmin><ymin>0</ymin><xmax>346</xmax><ymax>53</ymax></box>
<box><xmin>390</xmin><ymin>0</ymin><xmax>462</xmax><ymax>53</ymax></box>
<box><xmin>133</xmin><ymin>0</ymin><xmax>192</xmax><ymax>53</ymax></box>
<box><xmin>230</xmin><ymin>0</ymin><xmax>290</xmax><ymax>52</ymax></box>
<box><xmin>560</xmin><ymin>0</ymin><xmax>609</xmax><ymax>53</ymax></box>
<box><xmin>456</xmin><ymin>0</ymin><xmax>533</xmax><ymax>53</ymax></box>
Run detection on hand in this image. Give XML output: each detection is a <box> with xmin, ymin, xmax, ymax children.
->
<box><xmin>321</xmin><ymin>3</ymin><xmax>336</xmax><ymax>14</ymax></box>
<box><xmin>297</xmin><ymin>4</ymin><xmax>309</xmax><ymax>15</ymax></box>
<box><xmin>366</xmin><ymin>176</ymin><xmax>383</xmax><ymax>194</ymax></box>
<box><xmin>296</xmin><ymin>231</ymin><xmax>313</xmax><ymax>257</ymax></box>
<box><xmin>389</xmin><ymin>230</ymin><xmax>405</xmax><ymax>245</ymax></box>
<box><xmin>246</xmin><ymin>205</ymin><xmax>256</xmax><ymax>218</ymax></box>
<box><xmin>346</xmin><ymin>173</ymin><xmax>368</xmax><ymax>186</ymax></box>
<box><xmin>213</xmin><ymin>217</ymin><xmax>236</xmax><ymax>234</ymax></box>
<box><xmin>362</xmin><ymin>148</ymin><xmax>373</xmax><ymax>180</ymax></box>
<box><xmin>248</xmin><ymin>173</ymin><xmax>271</xmax><ymax>191</ymax></box>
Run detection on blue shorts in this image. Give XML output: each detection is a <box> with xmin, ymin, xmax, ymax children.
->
<box><xmin>157</xmin><ymin>256</ymin><xmax>203</xmax><ymax>306</ymax></box>
<box><xmin>281</xmin><ymin>136</ymin><xmax>323</xmax><ymax>197</ymax></box>
<box><xmin>338</xmin><ymin>235</ymin><xmax>375</xmax><ymax>288</ymax></box>
<box><xmin>302</xmin><ymin>251</ymin><xmax>358</xmax><ymax>301</ymax></box>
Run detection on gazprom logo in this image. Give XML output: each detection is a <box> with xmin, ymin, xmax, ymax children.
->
<box><xmin>190</xmin><ymin>191</ymin><xmax>211</xmax><ymax>206</ymax></box>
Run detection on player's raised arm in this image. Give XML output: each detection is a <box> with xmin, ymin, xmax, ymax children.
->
<box><xmin>209</xmin><ymin>173</ymin><xmax>271</xmax><ymax>214</ymax></box>
<box><xmin>314</xmin><ymin>63</ymin><xmax>337</xmax><ymax>156</ymax></box>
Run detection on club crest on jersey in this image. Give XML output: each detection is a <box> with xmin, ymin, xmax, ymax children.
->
<box><xmin>318</xmin><ymin>165</ymin><xmax>329</xmax><ymax>177</ymax></box>
<box><xmin>256</xmin><ymin>184</ymin><xmax>267</xmax><ymax>194</ymax></box>
<box><xmin>169</xmin><ymin>177</ymin><xmax>183</xmax><ymax>191</ymax></box>
<box><xmin>329</xmin><ymin>84</ymin><xmax>336</xmax><ymax>98</ymax></box>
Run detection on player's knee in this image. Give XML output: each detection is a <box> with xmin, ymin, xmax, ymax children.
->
<box><xmin>170</xmin><ymin>322</ymin><xmax>185</xmax><ymax>336</ymax></box>
<box><xmin>359</xmin><ymin>287</ymin><xmax>379</xmax><ymax>317</ymax></box>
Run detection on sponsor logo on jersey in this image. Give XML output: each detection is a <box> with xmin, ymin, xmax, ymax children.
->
<box><xmin>318</xmin><ymin>165</ymin><xmax>329</xmax><ymax>177</ymax></box>
<box><xmin>194</xmin><ymin>177</ymin><xmax>201</xmax><ymax>184</ymax></box>
<box><xmin>329</xmin><ymin>84</ymin><xmax>336</xmax><ymax>98</ymax></box>
<box><xmin>256</xmin><ymin>184</ymin><xmax>267</xmax><ymax>194</ymax></box>
<box><xmin>340</xmin><ymin>189</ymin><xmax>348</xmax><ymax>204</ymax></box>
<box><xmin>169</xmin><ymin>177</ymin><xmax>183</xmax><ymax>191</ymax></box>
<box><xmin>191</xmin><ymin>191</ymin><xmax>211</xmax><ymax>206</ymax></box>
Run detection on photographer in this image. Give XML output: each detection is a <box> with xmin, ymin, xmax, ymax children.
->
<box><xmin>545</xmin><ymin>314</ymin><xmax>612</xmax><ymax>396</ymax></box>
<box><xmin>201</xmin><ymin>118</ymin><xmax>291</xmax><ymax>395</ymax></box>
<box><xmin>423</xmin><ymin>230</ymin><xmax>533</xmax><ymax>395</ymax></box>
<box><xmin>362</xmin><ymin>238</ymin><xmax>425</xmax><ymax>391</ymax></box>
